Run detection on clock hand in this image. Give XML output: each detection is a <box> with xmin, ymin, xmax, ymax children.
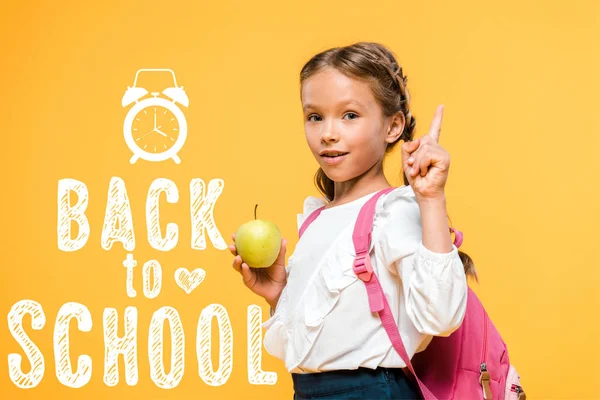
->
<box><xmin>154</xmin><ymin>109</ymin><xmax>157</xmax><ymax>129</ymax></box>
<box><xmin>155</xmin><ymin>127</ymin><xmax>167</xmax><ymax>137</ymax></box>
<box><xmin>142</xmin><ymin>128</ymin><xmax>156</xmax><ymax>138</ymax></box>
<box><xmin>141</xmin><ymin>125</ymin><xmax>162</xmax><ymax>139</ymax></box>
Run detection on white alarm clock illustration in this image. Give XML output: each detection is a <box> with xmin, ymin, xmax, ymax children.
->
<box><xmin>121</xmin><ymin>68</ymin><xmax>189</xmax><ymax>164</ymax></box>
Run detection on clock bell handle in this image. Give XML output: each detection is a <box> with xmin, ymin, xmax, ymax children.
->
<box><xmin>132</xmin><ymin>68</ymin><xmax>180</xmax><ymax>88</ymax></box>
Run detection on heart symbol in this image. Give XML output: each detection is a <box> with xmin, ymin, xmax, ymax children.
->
<box><xmin>174</xmin><ymin>268</ymin><xmax>206</xmax><ymax>294</ymax></box>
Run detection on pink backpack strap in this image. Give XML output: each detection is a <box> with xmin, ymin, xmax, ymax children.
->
<box><xmin>450</xmin><ymin>226</ymin><xmax>464</xmax><ymax>248</ymax></box>
<box><xmin>298</xmin><ymin>205</ymin><xmax>326</xmax><ymax>238</ymax></box>
<box><xmin>352</xmin><ymin>187</ymin><xmax>439</xmax><ymax>400</ymax></box>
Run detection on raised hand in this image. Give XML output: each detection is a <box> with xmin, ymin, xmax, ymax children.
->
<box><xmin>401</xmin><ymin>104</ymin><xmax>451</xmax><ymax>202</ymax></box>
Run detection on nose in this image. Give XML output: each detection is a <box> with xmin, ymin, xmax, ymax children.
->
<box><xmin>320</xmin><ymin>120</ymin><xmax>339</xmax><ymax>144</ymax></box>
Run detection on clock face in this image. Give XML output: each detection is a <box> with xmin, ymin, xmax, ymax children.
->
<box><xmin>131</xmin><ymin>105</ymin><xmax>180</xmax><ymax>153</ymax></box>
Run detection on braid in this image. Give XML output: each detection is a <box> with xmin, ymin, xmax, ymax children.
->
<box><xmin>390</xmin><ymin>65</ymin><xmax>415</xmax><ymax>141</ymax></box>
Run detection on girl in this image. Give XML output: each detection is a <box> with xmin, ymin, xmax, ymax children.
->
<box><xmin>229</xmin><ymin>42</ymin><xmax>476</xmax><ymax>400</ymax></box>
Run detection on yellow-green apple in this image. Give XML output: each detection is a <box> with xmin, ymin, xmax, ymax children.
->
<box><xmin>235</xmin><ymin>205</ymin><xmax>282</xmax><ymax>268</ymax></box>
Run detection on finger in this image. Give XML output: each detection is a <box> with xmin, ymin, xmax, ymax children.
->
<box><xmin>410</xmin><ymin>155</ymin><xmax>421</xmax><ymax>177</ymax></box>
<box><xmin>232</xmin><ymin>255</ymin><xmax>243</xmax><ymax>274</ymax></box>
<box><xmin>401</xmin><ymin>139</ymin><xmax>420</xmax><ymax>157</ymax></box>
<box><xmin>418</xmin><ymin>152</ymin><xmax>432</xmax><ymax>177</ymax></box>
<box><xmin>408</xmin><ymin>143</ymin><xmax>424</xmax><ymax>176</ymax></box>
<box><xmin>401</xmin><ymin>139</ymin><xmax>420</xmax><ymax>168</ymax></box>
<box><xmin>273</xmin><ymin>238</ymin><xmax>287</xmax><ymax>266</ymax></box>
<box><xmin>406</xmin><ymin>153</ymin><xmax>419</xmax><ymax>177</ymax></box>
<box><xmin>231</xmin><ymin>233</ymin><xmax>236</xmax><ymax>240</ymax></box>
<box><xmin>228</xmin><ymin>243</ymin><xmax>237</xmax><ymax>256</ymax></box>
<box><xmin>428</xmin><ymin>105</ymin><xmax>444</xmax><ymax>143</ymax></box>
<box><xmin>240</xmin><ymin>263</ymin><xmax>253</xmax><ymax>285</ymax></box>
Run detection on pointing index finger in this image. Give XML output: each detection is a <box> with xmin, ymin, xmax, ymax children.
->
<box><xmin>428</xmin><ymin>104</ymin><xmax>444</xmax><ymax>143</ymax></box>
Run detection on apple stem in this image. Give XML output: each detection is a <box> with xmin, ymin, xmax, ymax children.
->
<box><xmin>254</xmin><ymin>204</ymin><xmax>258</xmax><ymax>220</ymax></box>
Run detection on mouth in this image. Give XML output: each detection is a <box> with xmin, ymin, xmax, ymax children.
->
<box><xmin>320</xmin><ymin>152</ymin><xmax>349</xmax><ymax>165</ymax></box>
<box><xmin>320</xmin><ymin>151</ymin><xmax>349</xmax><ymax>157</ymax></box>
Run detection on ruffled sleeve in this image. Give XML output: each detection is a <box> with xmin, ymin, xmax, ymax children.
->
<box><xmin>261</xmin><ymin>194</ymin><xmax>359</xmax><ymax>372</ymax></box>
<box><xmin>296</xmin><ymin>195</ymin><xmax>328</xmax><ymax>234</ymax></box>
<box><xmin>374</xmin><ymin>186</ymin><xmax>468</xmax><ymax>337</ymax></box>
<box><xmin>261</xmin><ymin>194</ymin><xmax>331</xmax><ymax>369</ymax></box>
<box><xmin>264</xmin><ymin>195</ymin><xmax>325</xmax><ymax>319</ymax></box>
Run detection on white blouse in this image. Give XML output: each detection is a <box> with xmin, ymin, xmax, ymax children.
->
<box><xmin>262</xmin><ymin>185</ymin><xmax>468</xmax><ymax>374</ymax></box>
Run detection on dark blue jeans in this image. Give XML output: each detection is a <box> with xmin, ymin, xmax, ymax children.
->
<box><xmin>292</xmin><ymin>366</ymin><xmax>422</xmax><ymax>400</ymax></box>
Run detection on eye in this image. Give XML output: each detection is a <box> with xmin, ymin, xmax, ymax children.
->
<box><xmin>343</xmin><ymin>112</ymin><xmax>359</xmax><ymax>120</ymax></box>
<box><xmin>307</xmin><ymin>114</ymin><xmax>321</xmax><ymax>122</ymax></box>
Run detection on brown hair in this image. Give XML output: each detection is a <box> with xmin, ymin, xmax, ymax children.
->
<box><xmin>299</xmin><ymin>42</ymin><xmax>478</xmax><ymax>282</ymax></box>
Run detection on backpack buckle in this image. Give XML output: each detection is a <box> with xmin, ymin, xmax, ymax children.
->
<box><xmin>353</xmin><ymin>253</ymin><xmax>373</xmax><ymax>282</ymax></box>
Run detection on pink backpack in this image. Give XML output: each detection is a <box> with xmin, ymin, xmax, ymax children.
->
<box><xmin>298</xmin><ymin>187</ymin><xmax>526</xmax><ymax>400</ymax></box>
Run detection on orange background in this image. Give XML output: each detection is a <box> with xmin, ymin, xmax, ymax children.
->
<box><xmin>1</xmin><ymin>0</ymin><xmax>599</xmax><ymax>399</ymax></box>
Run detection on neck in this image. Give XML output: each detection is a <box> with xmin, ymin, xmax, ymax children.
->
<box><xmin>330</xmin><ymin>163</ymin><xmax>391</xmax><ymax>207</ymax></box>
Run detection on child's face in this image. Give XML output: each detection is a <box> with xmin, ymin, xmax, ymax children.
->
<box><xmin>301</xmin><ymin>68</ymin><xmax>397</xmax><ymax>183</ymax></box>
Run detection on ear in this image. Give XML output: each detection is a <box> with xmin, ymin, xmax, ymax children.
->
<box><xmin>385</xmin><ymin>111</ymin><xmax>405</xmax><ymax>144</ymax></box>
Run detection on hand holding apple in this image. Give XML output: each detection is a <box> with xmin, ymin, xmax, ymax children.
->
<box><xmin>229</xmin><ymin>205</ymin><xmax>287</xmax><ymax>308</ymax></box>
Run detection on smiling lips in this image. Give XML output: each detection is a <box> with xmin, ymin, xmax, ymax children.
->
<box><xmin>321</xmin><ymin>151</ymin><xmax>349</xmax><ymax>165</ymax></box>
